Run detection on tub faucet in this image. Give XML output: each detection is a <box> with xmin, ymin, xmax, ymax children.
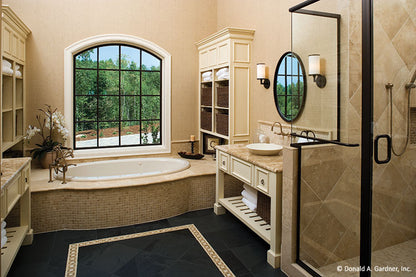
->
<box><xmin>271</xmin><ymin>122</ymin><xmax>290</xmax><ymax>137</ymax></box>
<box><xmin>48</xmin><ymin>145</ymin><xmax>76</xmax><ymax>184</ymax></box>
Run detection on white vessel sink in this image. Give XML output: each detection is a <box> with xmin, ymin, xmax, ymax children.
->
<box><xmin>246</xmin><ymin>143</ymin><xmax>283</xmax><ymax>156</ymax></box>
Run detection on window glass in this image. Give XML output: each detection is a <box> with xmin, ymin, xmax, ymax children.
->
<box><xmin>74</xmin><ymin>44</ymin><xmax>162</xmax><ymax>149</ymax></box>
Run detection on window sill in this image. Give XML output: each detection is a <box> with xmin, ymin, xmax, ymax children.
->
<box><xmin>72</xmin><ymin>144</ymin><xmax>171</xmax><ymax>159</ymax></box>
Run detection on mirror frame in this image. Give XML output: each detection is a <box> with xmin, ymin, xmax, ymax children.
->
<box><xmin>273</xmin><ymin>51</ymin><xmax>307</xmax><ymax>122</ymax></box>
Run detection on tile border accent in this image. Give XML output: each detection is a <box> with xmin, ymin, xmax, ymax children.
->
<box><xmin>65</xmin><ymin>224</ymin><xmax>235</xmax><ymax>277</ymax></box>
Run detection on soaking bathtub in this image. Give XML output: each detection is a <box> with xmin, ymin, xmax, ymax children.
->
<box><xmin>56</xmin><ymin>157</ymin><xmax>190</xmax><ymax>181</ymax></box>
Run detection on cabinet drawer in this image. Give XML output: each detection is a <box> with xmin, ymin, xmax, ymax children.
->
<box><xmin>231</xmin><ymin>157</ymin><xmax>252</xmax><ymax>184</ymax></box>
<box><xmin>20</xmin><ymin>165</ymin><xmax>30</xmax><ymax>193</ymax></box>
<box><xmin>218</xmin><ymin>152</ymin><xmax>229</xmax><ymax>172</ymax></box>
<box><xmin>255</xmin><ymin>167</ymin><xmax>269</xmax><ymax>195</ymax></box>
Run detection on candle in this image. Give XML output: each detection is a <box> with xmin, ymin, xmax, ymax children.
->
<box><xmin>190</xmin><ymin>135</ymin><xmax>195</xmax><ymax>142</ymax></box>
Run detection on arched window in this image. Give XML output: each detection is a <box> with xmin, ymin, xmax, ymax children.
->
<box><xmin>74</xmin><ymin>44</ymin><xmax>162</xmax><ymax>149</ymax></box>
<box><xmin>64</xmin><ymin>35</ymin><xmax>171</xmax><ymax>158</ymax></box>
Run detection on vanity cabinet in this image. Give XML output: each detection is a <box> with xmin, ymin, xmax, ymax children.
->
<box><xmin>1</xmin><ymin>6</ymin><xmax>31</xmax><ymax>154</ymax></box>
<box><xmin>214</xmin><ymin>145</ymin><xmax>282</xmax><ymax>268</ymax></box>
<box><xmin>1</xmin><ymin>158</ymin><xmax>33</xmax><ymax>277</ymax></box>
<box><xmin>196</xmin><ymin>28</ymin><xmax>254</xmax><ymax>150</ymax></box>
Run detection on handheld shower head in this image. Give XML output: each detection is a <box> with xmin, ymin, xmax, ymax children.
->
<box><xmin>405</xmin><ymin>69</ymin><xmax>416</xmax><ymax>89</ymax></box>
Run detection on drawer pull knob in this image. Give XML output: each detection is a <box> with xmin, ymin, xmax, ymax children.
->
<box><xmin>261</xmin><ymin>179</ymin><xmax>265</xmax><ymax>185</ymax></box>
<box><xmin>222</xmin><ymin>161</ymin><xmax>225</xmax><ymax>166</ymax></box>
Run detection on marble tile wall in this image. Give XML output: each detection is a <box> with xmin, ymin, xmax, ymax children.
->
<box><xmin>297</xmin><ymin>0</ymin><xmax>416</xmax><ymax>273</ymax></box>
<box><xmin>372</xmin><ymin>0</ymin><xmax>416</xmax><ymax>253</ymax></box>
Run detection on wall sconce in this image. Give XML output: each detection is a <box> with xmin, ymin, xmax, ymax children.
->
<box><xmin>308</xmin><ymin>54</ymin><xmax>326</xmax><ymax>88</ymax></box>
<box><xmin>257</xmin><ymin>63</ymin><xmax>270</xmax><ymax>89</ymax></box>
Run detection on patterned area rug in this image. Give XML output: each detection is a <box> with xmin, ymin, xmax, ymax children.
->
<box><xmin>65</xmin><ymin>224</ymin><xmax>235</xmax><ymax>277</ymax></box>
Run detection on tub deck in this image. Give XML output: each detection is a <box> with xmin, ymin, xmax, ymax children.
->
<box><xmin>31</xmin><ymin>155</ymin><xmax>216</xmax><ymax>192</ymax></box>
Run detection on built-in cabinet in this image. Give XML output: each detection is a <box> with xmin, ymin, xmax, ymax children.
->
<box><xmin>1</xmin><ymin>6</ymin><xmax>31</xmax><ymax>154</ymax></box>
<box><xmin>196</xmin><ymin>28</ymin><xmax>254</xmax><ymax>150</ymax></box>
<box><xmin>1</xmin><ymin>158</ymin><xmax>33</xmax><ymax>277</ymax></box>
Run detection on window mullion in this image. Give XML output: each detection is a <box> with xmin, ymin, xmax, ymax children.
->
<box><xmin>139</xmin><ymin>50</ymin><xmax>142</xmax><ymax>145</ymax></box>
<box><xmin>97</xmin><ymin>47</ymin><xmax>100</xmax><ymax>148</ymax></box>
<box><xmin>119</xmin><ymin>45</ymin><xmax>121</xmax><ymax>146</ymax></box>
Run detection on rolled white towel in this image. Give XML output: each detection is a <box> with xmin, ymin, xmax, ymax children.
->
<box><xmin>202</xmin><ymin>71</ymin><xmax>212</xmax><ymax>78</ymax></box>
<box><xmin>217</xmin><ymin>73</ymin><xmax>229</xmax><ymax>80</ymax></box>
<box><xmin>1</xmin><ymin>236</ymin><xmax>6</xmax><ymax>248</ymax></box>
<box><xmin>15</xmin><ymin>70</ymin><xmax>22</xmax><ymax>78</ymax></box>
<box><xmin>15</xmin><ymin>64</ymin><xmax>20</xmax><ymax>71</ymax></box>
<box><xmin>1</xmin><ymin>221</ymin><xmax>6</xmax><ymax>230</ymax></box>
<box><xmin>1</xmin><ymin>229</ymin><xmax>6</xmax><ymax>238</ymax></box>
<box><xmin>203</xmin><ymin>76</ymin><xmax>212</xmax><ymax>82</ymax></box>
<box><xmin>216</xmin><ymin>67</ymin><xmax>229</xmax><ymax>76</ymax></box>
<box><xmin>242</xmin><ymin>197</ymin><xmax>257</xmax><ymax>212</ymax></box>
<box><xmin>243</xmin><ymin>184</ymin><xmax>257</xmax><ymax>197</ymax></box>
<box><xmin>2</xmin><ymin>67</ymin><xmax>13</xmax><ymax>75</ymax></box>
<box><xmin>242</xmin><ymin>190</ymin><xmax>257</xmax><ymax>205</ymax></box>
<box><xmin>2</xmin><ymin>60</ymin><xmax>11</xmax><ymax>69</ymax></box>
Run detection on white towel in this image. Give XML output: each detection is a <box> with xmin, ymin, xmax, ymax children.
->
<box><xmin>243</xmin><ymin>184</ymin><xmax>257</xmax><ymax>197</ymax></box>
<box><xmin>242</xmin><ymin>197</ymin><xmax>257</xmax><ymax>212</ymax></box>
<box><xmin>242</xmin><ymin>190</ymin><xmax>257</xmax><ymax>205</ymax></box>
<box><xmin>1</xmin><ymin>236</ymin><xmax>6</xmax><ymax>248</ymax></box>
<box><xmin>2</xmin><ymin>67</ymin><xmax>13</xmax><ymax>75</ymax></box>
<box><xmin>1</xmin><ymin>229</ymin><xmax>6</xmax><ymax>238</ymax></box>
<box><xmin>15</xmin><ymin>70</ymin><xmax>22</xmax><ymax>78</ymax></box>
<box><xmin>202</xmin><ymin>71</ymin><xmax>212</xmax><ymax>78</ymax></box>
<box><xmin>1</xmin><ymin>221</ymin><xmax>6</xmax><ymax>230</ymax></box>
<box><xmin>216</xmin><ymin>67</ymin><xmax>229</xmax><ymax>76</ymax></box>
<box><xmin>2</xmin><ymin>60</ymin><xmax>11</xmax><ymax>69</ymax></box>
<box><xmin>203</xmin><ymin>76</ymin><xmax>212</xmax><ymax>82</ymax></box>
<box><xmin>217</xmin><ymin>73</ymin><xmax>229</xmax><ymax>80</ymax></box>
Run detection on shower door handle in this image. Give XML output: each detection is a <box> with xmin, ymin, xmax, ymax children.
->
<box><xmin>374</xmin><ymin>134</ymin><xmax>391</xmax><ymax>164</ymax></box>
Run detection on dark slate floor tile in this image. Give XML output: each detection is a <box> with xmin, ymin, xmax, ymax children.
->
<box><xmin>216</xmin><ymin>249</ymin><xmax>251</xmax><ymax>276</ymax></box>
<box><xmin>161</xmin><ymin>259</ymin><xmax>223</xmax><ymax>277</ymax></box>
<box><xmin>96</xmin><ymin>224</ymin><xmax>138</xmax><ymax>239</ymax></box>
<box><xmin>7</xmin><ymin>209</ymin><xmax>287</xmax><ymax>277</ymax></box>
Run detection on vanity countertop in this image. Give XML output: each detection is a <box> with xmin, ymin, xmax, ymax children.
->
<box><xmin>215</xmin><ymin>144</ymin><xmax>283</xmax><ymax>173</ymax></box>
<box><xmin>1</xmin><ymin>157</ymin><xmax>31</xmax><ymax>189</ymax></box>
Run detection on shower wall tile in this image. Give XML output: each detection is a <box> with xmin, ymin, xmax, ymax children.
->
<box><xmin>374</xmin><ymin>0</ymin><xmax>408</xmax><ymax>41</ymax></box>
<box><xmin>332</xmin><ymin>229</ymin><xmax>360</xmax><ymax>265</ymax></box>
<box><xmin>392</xmin><ymin>19</ymin><xmax>416</xmax><ymax>70</ymax></box>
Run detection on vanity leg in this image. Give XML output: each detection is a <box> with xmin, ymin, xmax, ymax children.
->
<box><xmin>267</xmin><ymin>172</ymin><xmax>282</xmax><ymax>268</ymax></box>
<box><xmin>214</xmin><ymin>149</ymin><xmax>226</xmax><ymax>215</ymax></box>
<box><xmin>20</xmin><ymin>188</ymin><xmax>33</xmax><ymax>245</ymax></box>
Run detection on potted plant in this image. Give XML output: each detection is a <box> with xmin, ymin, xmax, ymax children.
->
<box><xmin>24</xmin><ymin>105</ymin><xmax>69</xmax><ymax>168</ymax></box>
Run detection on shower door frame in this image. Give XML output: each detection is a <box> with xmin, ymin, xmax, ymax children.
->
<box><xmin>288</xmin><ymin>0</ymin><xmax>375</xmax><ymax>276</ymax></box>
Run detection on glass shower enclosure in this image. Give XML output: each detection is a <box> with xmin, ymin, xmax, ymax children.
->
<box><xmin>287</xmin><ymin>0</ymin><xmax>416</xmax><ymax>276</ymax></box>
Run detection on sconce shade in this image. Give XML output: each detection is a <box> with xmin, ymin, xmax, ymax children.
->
<box><xmin>308</xmin><ymin>54</ymin><xmax>320</xmax><ymax>75</ymax></box>
<box><xmin>257</xmin><ymin>63</ymin><xmax>266</xmax><ymax>79</ymax></box>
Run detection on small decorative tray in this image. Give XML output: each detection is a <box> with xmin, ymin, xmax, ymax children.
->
<box><xmin>178</xmin><ymin>152</ymin><xmax>204</xmax><ymax>160</ymax></box>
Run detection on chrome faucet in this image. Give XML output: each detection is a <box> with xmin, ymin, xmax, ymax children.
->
<box><xmin>271</xmin><ymin>122</ymin><xmax>290</xmax><ymax>137</ymax></box>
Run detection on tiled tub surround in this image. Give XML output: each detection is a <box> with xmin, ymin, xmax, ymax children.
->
<box><xmin>214</xmin><ymin>144</ymin><xmax>283</xmax><ymax>268</ymax></box>
<box><xmin>7</xmin><ymin>156</ymin><xmax>244</xmax><ymax>233</ymax></box>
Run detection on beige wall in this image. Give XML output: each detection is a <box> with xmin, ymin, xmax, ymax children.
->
<box><xmin>3</xmin><ymin>0</ymin><xmax>217</xmax><ymax>144</ymax></box>
<box><xmin>216</xmin><ymin>0</ymin><xmax>299</xmax><ymax>140</ymax></box>
<box><xmin>5</xmin><ymin>0</ymin><xmax>306</xmax><ymax>147</ymax></box>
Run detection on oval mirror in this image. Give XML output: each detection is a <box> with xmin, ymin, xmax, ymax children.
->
<box><xmin>273</xmin><ymin>51</ymin><xmax>306</xmax><ymax>122</ymax></box>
